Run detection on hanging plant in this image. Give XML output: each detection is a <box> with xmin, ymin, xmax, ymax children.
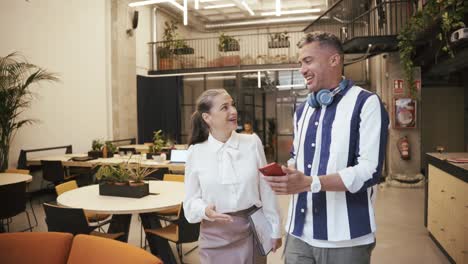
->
<box><xmin>397</xmin><ymin>0</ymin><xmax>465</xmax><ymax>99</ymax></box>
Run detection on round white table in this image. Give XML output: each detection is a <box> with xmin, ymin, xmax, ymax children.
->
<box><xmin>57</xmin><ymin>181</ymin><xmax>184</xmax><ymax>214</ymax></box>
<box><xmin>57</xmin><ymin>181</ymin><xmax>185</xmax><ymax>264</ymax></box>
<box><xmin>0</xmin><ymin>173</ymin><xmax>32</xmax><ymax>186</ymax></box>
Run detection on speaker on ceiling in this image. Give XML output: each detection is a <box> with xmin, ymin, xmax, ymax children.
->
<box><xmin>132</xmin><ymin>11</ymin><xmax>139</xmax><ymax>29</ymax></box>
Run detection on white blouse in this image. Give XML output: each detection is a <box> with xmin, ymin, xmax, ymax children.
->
<box><xmin>183</xmin><ymin>131</ymin><xmax>282</xmax><ymax>239</ymax></box>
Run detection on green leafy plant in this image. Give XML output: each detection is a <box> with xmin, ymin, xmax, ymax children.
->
<box><xmin>150</xmin><ymin>130</ymin><xmax>166</xmax><ymax>154</ymax></box>
<box><xmin>95</xmin><ymin>163</ymin><xmax>130</xmax><ymax>184</ymax></box>
<box><xmin>269</xmin><ymin>32</ymin><xmax>289</xmax><ymax>42</ymax></box>
<box><xmin>105</xmin><ymin>141</ymin><xmax>117</xmax><ymax>154</ymax></box>
<box><xmin>218</xmin><ymin>33</ymin><xmax>240</xmax><ymax>52</ymax></box>
<box><xmin>268</xmin><ymin>32</ymin><xmax>290</xmax><ymax>48</ymax></box>
<box><xmin>127</xmin><ymin>158</ymin><xmax>157</xmax><ymax>183</ymax></box>
<box><xmin>0</xmin><ymin>53</ymin><xmax>59</xmax><ymax>171</ymax></box>
<box><xmin>159</xmin><ymin>21</ymin><xmax>193</xmax><ymax>58</ymax></box>
<box><xmin>91</xmin><ymin>139</ymin><xmax>104</xmax><ymax>151</ymax></box>
<box><xmin>397</xmin><ymin>0</ymin><xmax>465</xmax><ymax>98</ymax></box>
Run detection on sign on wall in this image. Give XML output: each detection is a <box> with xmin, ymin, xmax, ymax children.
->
<box><xmin>393</xmin><ymin>79</ymin><xmax>404</xmax><ymax>95</ymax></box>
<box><xmin>394</xmin><ymin>97</ymin><xmax>417</xmax><ymax>129</ymax></box>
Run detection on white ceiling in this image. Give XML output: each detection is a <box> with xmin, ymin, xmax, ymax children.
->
<box><xmin>139</xmin><ymin>0</ymin><xmax>329</xmax><ymax>29</ymax></box>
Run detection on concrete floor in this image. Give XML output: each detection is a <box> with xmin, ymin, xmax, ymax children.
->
<box><xmin>7</xmin><ymin>183</ymin><xmax>451</xmax><ymax>263</ymax></box>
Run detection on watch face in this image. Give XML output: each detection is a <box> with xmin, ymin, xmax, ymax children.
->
<box><xmin>311</xmin><ymin>176</ymin><xmax>321</xmax><ymax>193</ymax></box>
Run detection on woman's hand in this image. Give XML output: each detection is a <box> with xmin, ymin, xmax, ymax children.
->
<box><xmin>205</xmin><ymin>204</ymin><xmax>233</xmax><ymax>223</ymax></box>
<box><xmin>271</xmin><ymin>238</ymin><xmax>282</xmax><ymax>253</ymax></box>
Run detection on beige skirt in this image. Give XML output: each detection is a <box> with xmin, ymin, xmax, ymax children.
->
<box><xmin>199</xmin><ymin>214</ymin><xmax>266</xmax><ymax>264</ymax></box>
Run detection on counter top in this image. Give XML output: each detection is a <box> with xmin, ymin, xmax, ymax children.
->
<box><xmin>426</xmin><ymin>152</ymin><xmax>467</xmax><ymax>182</ymax></box>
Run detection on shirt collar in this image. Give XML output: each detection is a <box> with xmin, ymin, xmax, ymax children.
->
<box><xmin>207</xmin><ymin>131</ymin><xmax>239</xmax><ymax>151</ymax></box>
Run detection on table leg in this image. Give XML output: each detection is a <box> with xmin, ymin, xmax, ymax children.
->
<box><xmin>140</xmin><ymin>213</ymin><xmax>177</xmax><ymax>264</ymax></box>
<box><xmin>107</xmin><ymin>214</ymin><xmax>132</xmax><ymax>242</ymax></box>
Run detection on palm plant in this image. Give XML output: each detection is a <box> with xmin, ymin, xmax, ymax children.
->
<box><xmin>0</xmin><ymin>53</ymin><xmax>58</xmax><ymax>171</ymax></box>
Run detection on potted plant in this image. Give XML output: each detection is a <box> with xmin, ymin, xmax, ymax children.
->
<box><xmin>173</xmin><ymin>39</ymin><xmax>194</xmax><ymax>55</ymax></box>
<box><xmin>218</xmin><ymin>33</ymin><xmax>240</xmax><ymax>52</ymax></box>
<box><xmin>104</xmin><ymin>141</ymin><xmax>116</xmax><ymax>158</ymax></box>
<box><xmin>0</xmin><ymin>53</ymin><xmax>59</xmax><ymax>172</ymax></box>
<box><xmin>95</xmin><ymin>162</ymin><xmax>149</xmax><ymax>198</ymax></box>
<box><xmin>88</xmin><ymin>139</ymin><xmax>104</xmax><ymax>158</ymax></box>
<box><xmin>268</xmin><ymin>32</ymin><xmax>290</xmax><ymax>48</ymax></box>
<box><xmin>147</xmin><ymin>130</ymin><xmax>166</xmax><ymax>160</ymax></box>
<box><xmin>128</xmin><ymin>159</ymin><xmax>157</xmax><ymax>186</ymax></box>
<box><xmin>158</xmin><ymin>21</ymin><xmax>193</xmax><ymax>70</ymax></box>
<box><xmin>218</xmin><ymin>33</ymin><xmax>241</xmax><ymax>67</ymax></box>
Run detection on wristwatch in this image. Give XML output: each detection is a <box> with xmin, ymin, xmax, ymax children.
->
<box><xmin>311</xmin><ymin>175</ymin><xmax>321</xmax><ymax>193</ymax></box>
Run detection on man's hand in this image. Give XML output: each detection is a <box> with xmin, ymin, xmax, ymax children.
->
<box><xmin>205</xmin><ymin>204</ymin><xmax>233</xmax><ymax>223</ymax></box>
<box><xmin>263</xmin><ymin>166</ymin><xmax>312</xmax><ymax>195</ymax></box>
<box><xmin>271</xmin><ymin>238</ymin><xmax>282</xmax><ymax>253</ymax></box>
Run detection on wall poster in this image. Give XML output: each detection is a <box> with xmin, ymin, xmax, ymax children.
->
<box><xmin>394</xmin><ymin>97</ymin><xmax>417</xmax><ymax>129</ymax></box>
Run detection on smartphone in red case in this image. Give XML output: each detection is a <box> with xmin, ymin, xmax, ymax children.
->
<box><xmin>259</xmin><ymin>162</ymin><xmax>285</xmax><ymax>176</ymax></box>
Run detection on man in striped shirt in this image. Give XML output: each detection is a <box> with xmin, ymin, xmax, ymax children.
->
<box><xmin>263</xmin><ymin>32</ymin><xmax>389</xmax><ymax>263</ymax></box>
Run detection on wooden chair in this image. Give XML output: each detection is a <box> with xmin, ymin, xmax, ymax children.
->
<box><xmin>155</xmin><ymin>174</ymin><xmax>184</xmax><ymax>217</ymax></box>
<box><xmin>5</xmin><ymin>169</ymin><xmax>30</xmax><ymax>174</ymax></box>
<box><xmin>140</xmin><ymin>174</ymin><xmax>183</xmax><ymax>248</ymax></box>
<box><xmin>55</xmin><ymin>181</ymin><xmax>111</xmax><ymax>228</ymax></box>
<box><xmin>42</xmin><ymin>203</ymin><xmax>123</xmax><ymax>240</ymax></box>
<box><xmin>5</xmin><ymin>168</ymin><xmax>38</xmax><ymax>227</ymax></box>
<box><xmin>145</xmin><ymin>204</ymin><xmax>199</xmax><ymax>264</ymax></box>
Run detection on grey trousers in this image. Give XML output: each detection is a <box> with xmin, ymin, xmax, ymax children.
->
<box><xmin>285</xmin><ymin>234</ymin><xmax>376</xmax><ymax>264</ymax></box>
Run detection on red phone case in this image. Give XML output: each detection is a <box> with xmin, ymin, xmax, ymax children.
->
<box><xmin>259</xmin><ymin>162</ymin><xmax>285</xmax><ymax>176</ymax></box>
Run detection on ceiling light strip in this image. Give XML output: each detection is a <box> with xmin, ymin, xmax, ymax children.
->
<box><xmin>146</xmin><ymin>67</ymin><xmax>301</xmax><ymax>78</ymax></box>
<box><xmin>204</xmin><ymin>3</ymin><xmax>236</xmax><ymax>9</ymax></box>
<box><xmin>195</xmin><ymin>0</ymin><xmax>199</xmax><ymax>9</ymax></box>
<box><xmin>257</xmin><ymin>71</ymin><xmax>261</xmax><ymax>88</ymax></box>
<box><xmin>205</xmin><ymin>15</ymin><xmax>318</xmax><ymax>28</ymax></box>
<box><xmin>276</xmin><ymin>84</ymin><xmax>306</xmax><ymax>89</ymax></box>
<box><xmin>128</xmin><ymin>0</ymin><xmax>170</xmax><ymax>7</ymax></box>
<box><xmin>261</xmin><ymin>8</ymin><xmax>321</xmax><ymax>16</ymax></box>
<box><xmin>241</xmin><ymin>1</ymin><xmax>255</xmax><ymax>16</ymax></box>
<box><xmin>183</xmin><ymin>0</ymin><xmax>187</xmax><ymax>25</ymax></box>
<box><xmin>276</xmin><ymin>0</ymin><xmax>281</xmax><ymax>16</ymax></box>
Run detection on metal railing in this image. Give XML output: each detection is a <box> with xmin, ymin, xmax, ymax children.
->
<box><xmin>305</xmin><ymin>0</ymin><xmax>414</xmax><ymax>42</ymax></box>
<box><xmin>148</xmin><ymin>31</ymin><xmax>305</xmax><ymax>71</ymax></box>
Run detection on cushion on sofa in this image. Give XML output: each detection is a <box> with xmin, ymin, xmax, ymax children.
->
<box><xmin>0</xmin><ymin>232</ymin><xmax>73</xmax><ymax>264</ymax></box>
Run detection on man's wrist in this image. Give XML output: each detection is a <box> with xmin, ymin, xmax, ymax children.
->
<box><xmin>304</xmin><ymin>176</ymin><xmax>312</xmax><ymax>192</ymax></box>
<box><xmin>310</xmin><ymin>175</ymin><xmax>322</xmax><ymax>193</ymax></box>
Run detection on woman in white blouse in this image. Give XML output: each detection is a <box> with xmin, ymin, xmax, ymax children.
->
<box><xmin>183</xmin><ymin>89</ymin><xmax>282</xmax><ymax>264</ymax></box>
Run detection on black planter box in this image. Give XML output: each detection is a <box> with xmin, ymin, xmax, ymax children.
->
<box><xmin>173</xmin><ymin>47</ymin><xmax>194</xmax><ymax>55</ymax></box>
<box><xmin>268</xmin><ymin>40</ymin><xmax>290</xmax><ymax>49</ymax></box>
<box><xmin>99</xmin><ymin>183</ymin><xmax>149</xmax><ymax>198</ymax></box>
<box><xmin>88</xmin><ymin>150</ymin><xmax>114</xmax><ymax>158</ymax></box>
<box><xmin>88</xmin><ymin>150</ymin><xmax>103</xmax><ymax>158</ymax></box>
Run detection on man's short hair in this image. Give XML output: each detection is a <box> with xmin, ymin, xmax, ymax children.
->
<box><xmin>297</xmin><ymin>31</ymin><xmax>344</xmax><ymax>56</ymax></box>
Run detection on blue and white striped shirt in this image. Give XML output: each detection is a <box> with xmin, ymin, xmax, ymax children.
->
<box><xmin>286</xmin><ymin>81</ymin><xmax>389</xmax><ymax>248</ymax></box>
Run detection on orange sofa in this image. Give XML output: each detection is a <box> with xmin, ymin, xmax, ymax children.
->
<box><xmin>0</xmin><ymin>232</ymin><xmax>162</xmax><ymax>264</ymax></box>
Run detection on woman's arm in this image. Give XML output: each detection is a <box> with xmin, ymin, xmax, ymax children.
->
<box><xmin>183</xmin><ymin>147</ymin><xmax>209</xmax><ymax>223</ymax></box>
<box><xmin>254</xmin><ymin>135</ymin><xmax>282</xmax><ymax>239</ymax></box>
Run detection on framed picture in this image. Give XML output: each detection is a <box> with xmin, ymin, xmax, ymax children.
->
<box><xmin>394</xmin><ymin>97</ymin><xmax>417</xmax><ymax>129</ymax></box>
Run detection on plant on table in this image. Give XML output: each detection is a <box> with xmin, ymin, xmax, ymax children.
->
<box><xmin>0</xmin><ymin>52</ymin><xmax>59</xmax><ymax>172</ymax></box>
<box><xmin>95</xmin><ymin>163</ymin><xmax>130</xmax><ymax>185</ymax></box>
<box><xmin>105</xmin><ymin>141</ymin><xmax>117</xmax><ymax>154</ymax></box>
<box><xmin>149</xmin><ymin>130</ymin><xmax>166</xmax><ymax>154</ymax></box>
<box><xmin>128</xmin><ymin>158</ymin><xmax>157</xmax><ymax>185</ymax></box>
